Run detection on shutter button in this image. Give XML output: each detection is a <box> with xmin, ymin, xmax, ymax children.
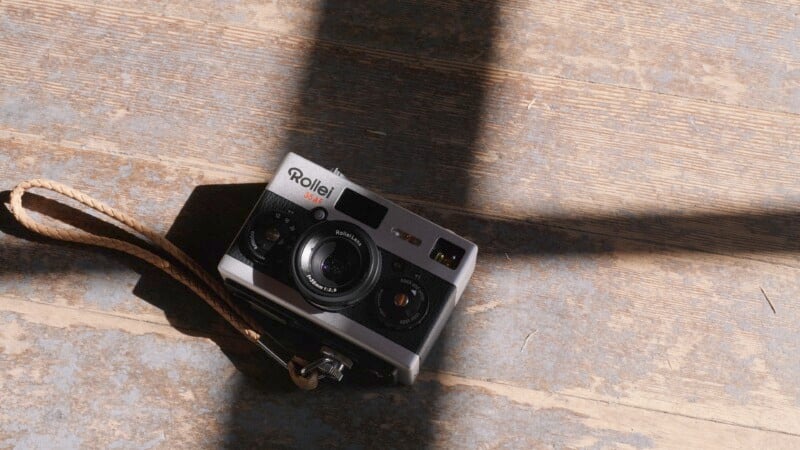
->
<box><xmin>311</xmin><ymin>207</ymin><xmax>327</xmax><ymax>221</ymax></box>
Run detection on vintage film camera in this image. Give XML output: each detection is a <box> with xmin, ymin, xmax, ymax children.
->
<box><xmin>218</xmin><ymin>153</ymin><xmax>477</xmax><ymax>384</ymax></box>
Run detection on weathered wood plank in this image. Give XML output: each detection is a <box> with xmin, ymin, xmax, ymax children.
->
<box><xmin>0</xmin><ymin>139</ymin><xmax>242</xmax><ymax>336</ymax></box>
<box><xmin>4</xmin><ymin>143</ymin><xmax>800</xmax><ymax>435</ymax></box>
<box><xmin>52</xmin><ymin>0</ymin><xmax>800</xmax><ymax>113</ymax></box>
<box><xmin>3</xmin><ymin>304</ymin><xmax>799</xmax><ymax>448</ymax></box>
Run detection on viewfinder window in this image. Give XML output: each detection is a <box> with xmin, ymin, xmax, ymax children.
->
<box><xmin>430</xmin><ymin>238</ymin><xmax>465</xmax><ymax>270</ymax></box>
<box><xmin>335</xmin><ymin>188</ymin><xmax>388</xmax><ymax>229</ymax></box>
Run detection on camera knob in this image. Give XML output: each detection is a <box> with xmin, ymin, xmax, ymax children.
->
<box><xmin>375</xmin><ymin>278</ymin><xmax>429</xmax><ymax>330</ymax></box>
<box><xmin>242</xmin><ymin>210</ymin><xmax>300</xmax><ymax>264</ymax></box>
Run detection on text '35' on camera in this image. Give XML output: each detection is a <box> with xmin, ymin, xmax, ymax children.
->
<box><xmin>218</xmin><ymin>153</ymin><xmax>478</xmax><ymax>385</ymax></box>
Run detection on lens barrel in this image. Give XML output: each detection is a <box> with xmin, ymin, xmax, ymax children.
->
<box><xmin>292</xmin><ymin>221</ymin><xmax>381</xmax><ymax>309</ymax></box>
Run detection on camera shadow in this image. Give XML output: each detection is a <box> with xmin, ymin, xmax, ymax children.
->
<box><xmin>132</xmin><ymin>183</ymin><xmax>461</xmax><ymax>447</ymax></box>
<box><xmin>130</xmin><ymin>183</ymin><xmax>296</xmax><ymax>387</ymax></box>
<box><xmin>137</xmin><ymin>181</ymin><xmax>800</xmax><ymax>448</ymax></box>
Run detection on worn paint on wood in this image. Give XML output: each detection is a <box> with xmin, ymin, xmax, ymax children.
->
<box><xmin>2</xmin><ymin>0</ymin><xmax>800</xmax><ymax>448</ymax></box>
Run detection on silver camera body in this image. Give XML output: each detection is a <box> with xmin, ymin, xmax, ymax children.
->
<box><xmin>218</xmin><ymin>153</ymin><xmax>477</xmax><ymax>384</ymax></box>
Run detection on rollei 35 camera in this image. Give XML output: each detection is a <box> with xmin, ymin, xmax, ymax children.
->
<box><xmin>218</xmin><ymin>153</ymin><xmax>477</xmax><ymax>384</ymax></box>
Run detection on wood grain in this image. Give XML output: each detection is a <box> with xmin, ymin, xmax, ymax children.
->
<box><xmin>3</xmin><ymin>301</ymin><xmax>800</xmax><ymax>448</ymax></box>
<box><xmin>2</xmin><ymin>1</ymin><xmax>798</xmax><ymax>266</ymax></box>
<box><xmin>81</xmin><ymin>0</ymin><xmax>800</xmax><ymax>113</ymax></box>
<box><xmin>2</xmin><ymin>0</ymin><xmax>800</xmax><ymax>447</ymax></box>
<box><xmin>4</xmin><ymin>143</ymin><xmax>800</xmax><ymax>437</ymax></box>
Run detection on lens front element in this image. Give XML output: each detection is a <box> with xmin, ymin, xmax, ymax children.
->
<box><xmin>312</xmin><ymin>239</ymin><xmax>362</xmax><ymax>288</ymax></box>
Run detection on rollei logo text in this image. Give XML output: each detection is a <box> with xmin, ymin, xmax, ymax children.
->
<box><xmin>335</xmin><ymin>230</ymin><xmax>362</xmax><ymax>247</ymax></box>
<box><xmin>288</xmin><ymin>167</ymin><xmax>334</xmax><ymax>203</ymax></box>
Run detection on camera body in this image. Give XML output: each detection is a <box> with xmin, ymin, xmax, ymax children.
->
<box><xmin>218</xmin><ymin>153</ymin><xmax>477</xmax><ymax>384</ymax></box>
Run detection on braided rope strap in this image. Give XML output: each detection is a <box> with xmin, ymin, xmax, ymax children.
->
<box><xmin>9</xmin><ymin>179</ymin><xmax>318</xmax><ymax>390</ymax></box>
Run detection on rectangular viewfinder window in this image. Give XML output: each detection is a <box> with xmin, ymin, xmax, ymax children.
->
<box><xmin>430</xmin><ymin>238</ymin><xmax>465</xmax><ymax>270</ymax></box>
<box><xmin>335</xmin><ymin>188</ymin><xmax>388</xmax><ymax>229</ymax></box>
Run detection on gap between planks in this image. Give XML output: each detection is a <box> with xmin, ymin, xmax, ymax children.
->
<box><xmin>421</xmin><ymin>370</ymin><xmax>800</xmax><ymax>441</ymax></box>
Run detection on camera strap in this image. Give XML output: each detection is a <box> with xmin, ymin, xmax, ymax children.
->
<box><xmin>8</xmin><ymin>178</ymin><xmax>345</xmax><ymax>390</ymax></box>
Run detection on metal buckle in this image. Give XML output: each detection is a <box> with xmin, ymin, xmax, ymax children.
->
<box><xmin>256</xmin><ymin>337</ymin><xmax>352</xmax><ymax>383</ymax></box>
<box><xmin>299</xmin><ymin>347</ymin><xmax>353</xmax><ymax>382</ymax></box>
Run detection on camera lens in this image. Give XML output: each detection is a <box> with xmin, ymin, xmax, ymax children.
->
<box><xmin>292</xmin><ymin>221</ymin><xmax>381</xmax><ymax>309</ymax></box>
<box><xmin>313</xmin><ymin>240</ymin><xmax>361</xmax><ymax>287</ymax></box>
<box><xmin>375</xmin><ymin>278</ymin><xmax>429</xmax><ymax>330</ymax></box>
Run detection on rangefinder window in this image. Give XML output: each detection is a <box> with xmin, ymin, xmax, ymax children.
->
<box><xmin>335</xmin><ymin>188</ymin><xmax>388</xmax><ymax>229</ymax></box>
<box><xmin>430</xmin><ymin>238</ymin><xmax>465</xmax><ymax>270</ymax></box>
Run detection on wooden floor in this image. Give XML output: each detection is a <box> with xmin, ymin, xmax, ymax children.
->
<box><xmin>2</xmin><ymin>0</ymin><xmax>800</xmax><ymax>448</ymax></box>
